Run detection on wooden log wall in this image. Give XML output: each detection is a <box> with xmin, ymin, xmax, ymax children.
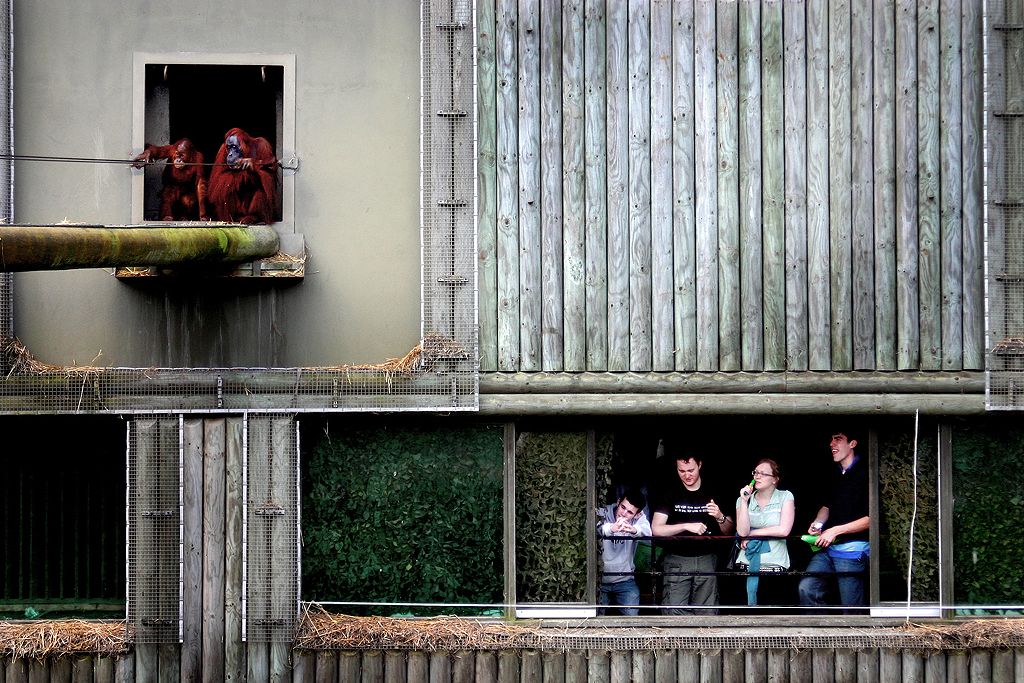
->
<box><xmin>477</xmin><ymin>0</ymin><xmax>985</xmax><ymax>374</ymax></box>
<box><xmin>8</xmin><ymin>647</ymin><xmax>1019</xmax><ymax>683</ymax></box>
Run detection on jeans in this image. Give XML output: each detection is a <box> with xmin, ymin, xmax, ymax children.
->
<box><xmin>599</xmin><ymin>578</ymin><xmax>640</xmax><ymax>616</ymax></box>
<box><xmin>798</xmin><ymin>551</ymin><xmax>867</xmax><ymax>610</ymax></box>
<box><xmin>661</xmin><ymin>553</ymin><xmax>719</xmax><ymax>615</ymax></box>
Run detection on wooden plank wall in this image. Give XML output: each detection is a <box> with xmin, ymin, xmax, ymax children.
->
<box><xmin>477</xmin><ymin>0</ymin><xmax>985</xmax><ymax>374</ymax></box>
<box><xmin>3</xmin><ymin>647</ymin><xmax>1022</xmax><ymax>683</ymax></box>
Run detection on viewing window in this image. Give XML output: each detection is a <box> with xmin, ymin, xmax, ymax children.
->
<box><xmin>131</xmin><ymin>54</ymin><xmax>295</xmax><ymax>232</ymax></box>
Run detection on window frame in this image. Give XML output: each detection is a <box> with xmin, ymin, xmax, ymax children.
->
<box><xmin>131</xmin><ymin>52</ymin><xmax>296</xmax><ymax>235</ymax></box>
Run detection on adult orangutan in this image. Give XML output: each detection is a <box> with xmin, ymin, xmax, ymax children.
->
<box><xmin>132</xmin><ymin>138</ymin><xmax>208</xmax><ymax>221</ymax></box>
<box><xmin>207</xmin><ymin>127</ymin><xmax>279</xmax><ymax>224</ymax></box>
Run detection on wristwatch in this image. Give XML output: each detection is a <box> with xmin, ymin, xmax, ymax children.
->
<box><xmin>716</xmin><ymin>515</ymin><xmax>726</xmax><ymax>524</ymax></box>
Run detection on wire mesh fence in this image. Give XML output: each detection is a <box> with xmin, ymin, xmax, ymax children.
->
<box><xmin>126</xmin><ymin>416</ymin><xmax>182</xmax><ymax>644</ymax></box>
<box><xmin>986</xmin><ymin>0</ymin><xmax>1024</xmax><ymax>408</ymax></box>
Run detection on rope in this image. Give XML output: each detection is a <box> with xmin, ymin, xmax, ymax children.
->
<box><xmin>0</xmin><ymin>153</ymin><xmax>288</xmax><ymax>168</ymax></box>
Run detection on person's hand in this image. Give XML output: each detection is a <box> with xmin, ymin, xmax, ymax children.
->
<box><xmin>815</xmin><ymin>527</ymin><xmax>840</xmax><ymax>548</ymax></box>
<box><xmin>706</xmin><ymin>499</ymin><xmax>723</xmax><ymax>520</ymax></box>
<box><xmin>683</xmin><ymin>522</ymin><xmax>708</xmax><ymax>535</ymax></box>
<box><xmin>807</xmin><ymin>521</ymin><xmax>823</xmax><ymax>535</ymax></box>
<box><xmin>612</xmin><ymin>518</ymin><xmax>636</xmax><ymax>534</ymax></box>
<box><xmin>740</xmin><ymin>539</ymin><xmax>749</xmax><ymax>549</ymax></box>
<box><xmin>739</xmin><ymin>483</ymin><xmax>754</xmax><ymax>499</ymax></box>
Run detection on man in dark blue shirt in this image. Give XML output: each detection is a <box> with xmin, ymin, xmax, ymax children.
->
<box><xmin>798</xmin><ymin>431</ymin><xmax>870</xmax><ymax>610</ymax></box>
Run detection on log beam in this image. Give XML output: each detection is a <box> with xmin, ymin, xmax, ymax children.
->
<box><xmin>0</xmin><ymin>224</ymin><xmax>279</xmax><ymax>271</ymax></box>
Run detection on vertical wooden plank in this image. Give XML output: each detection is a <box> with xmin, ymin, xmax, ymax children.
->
<box><xmin>338</xmin><ymin>652</ymin><xmax>360</xmax><ymax>683</ymax></box>
<box><xmin>314</xmin><ymin>651</ymin><xmax>337</xmax><ymax>683</ymax></box>
<box><xmin>71</xmin><ymin>657</ymin><xmax>93</xmax><ymax>683</ymax></box>
<box><xmin>917</xmin><ymin>0</ymin><xmax>941</xmax><ymax>369</ymax></box>
<box><xmin>606</xmin><ymin>0</ymin><xmax>630</xmax><ymax>371</ymax></box>
<box><xmin>924</xmin><ymin>651</ymin><xmax>946</xmax><ymax>683</ymax></box>
<box><xmin>699</xmin><ymin>649</ymin><xmax>722</xmax><ymax>683</ymax></box>
<box><xmin>829</xmin><ymin>0</ymin><xmax>853</xmax><ymax>370</ymax></box>
<box><xmin>960</xmin><ymin>0</ymin><xmax>984</xmax><ymax>369</ymax></box>
<box><xmin>806</xmin><ymin>0</ymin><xmax>831</xmax><ymax>369</ymax></box>
<box><xmin>112</xmin><ymin>655</ymin><xmax>131</xmax><ymax>683</ymax></box>
<box><xmin>851</xmin><ymin>0</ymin><xmax>875</xmax><ymax>369</ymax></box>
<box><xmin>677</xmin><ymin>652</ymin><xmax>699</xmax><ymax>683</ymax></box>
<box><xmin>738</xmin><ymin>0</ymin><xmax>763</xmax><ymax>371</ymax></box>
<box><xmin>478</xmin><ymin>0</ymin><xmax>499</xmax><ymax>372</ymax></box>
<box><xmin>452</xmin><ymin>652</ymin><xmax>474</xmax><ymax>683</ymax></box>
<box><xmin>628</xmin><ymin>0</ymin><xmax>653</xmax><ymax>371</ymax></box>
<box><xmin>653</xmin><ymin>650</ymin><xmax>676</xmax><ymax>683</ymax></box>
<box><xmin>857</xmin><ymin>649</ymin><xmax>880</xmax><ymax>683</ymax></box>
<box><xmin>94</xmin><ymin>659</ymin><xmax>114</xmax><ymax>683</ymax></box>
<box><xmin>873</xmin><ymin>0</ymin><xmax>898</xmax><ymax>369</ymax></box>
<box><xmin>716</xmin><ymin>0</ymin><xmax>740</xmax><ymax>371</ymax></box>
<box><xmin>26</xmin><ymin>660</ymin><xmax>46</xmax><ymax>683</ymax></box>
<box><xmin>224</xmin><ymin>418</ymin><xmax>245</xmax><ymax>683</ymax></box>
<box><xmin>5</xmin><ymin>660</ymin><xmax>27</xmax><ymax>683</ymax></box>
<box><xmin>673</xmin><ymin>0</ymin><xmax>697</xmax><ymax>371</ymax></box>
<box><xmin>540</xmin><ymin>0</ymin><xmax>564</xmax><ymax>371</ymax></box>
<box><xmin>181</xmin><ymin>420</ymin><xmax>203</xmax><ymax>683</ymax></box>
<box><xmin>202</xmin><ymin>419</ymin><xmax>226</xmax><ymax>683</ymax></box>
<box><xmin>761</xmin><ymin>0</ymin><xmax>786</xmax><ymax>371</ymax></box>
<box><xmin>694</xmin><ymin>0</ymin><xmax>719</xmax><ymax>370</ymax></box>
<box><xmin>945</xmin><ymin>651</ymin><xmax>968</xmax><ymax>683</ymax></box>
<box><xmin>784</xmin><ymin>0</ymin><xmax>809</xmax><ymax>370</ymax></box>
<box><xmin>812</xmin><ymin>649</ymin><xmax>834</xmax><ymax>683</ymax></box>
<box><xmin>768</xmin><ymin>650</ymin><xmax>789</xmax><ymax>682</ymax></box>
<box><xmin>879</xmin><ymin>650</ymin><xmax>901</xmax><ymax>682</ymax></box>
<box><xmin>746</xmin><ymin>650</ymin><xmax>767</xmax><ymax>682</ymax></box>
<box><xmin>541</xmin><ymin>652</ymin><xmax>563</xmax><ymax>683</ymax></box>
<box><xmin>835</xmin><ymin>649</ymin><xmax>856</xmax><ymax>683</ymax></box>
<box><xmin>384</xmin><ymin>651</ymin><xmax>406</xmax><ymax>683</ymax></box>
<box><xmin>269</xmin><ymin>417</ymin><xmax>296</xmax><ymax>683</ymax></box>
<box><xmin>650</xmin><ymin>0</ymin><xmax>675</xmax><ymax>371</ymax></box>
<box><xmin>473</xmin><ymin>651</ymin><xmax>497</xmax><ymax>683</ymax></box>
<box><xmin>518</xmin><ymin>0</ymin><xmax>542</xmax><ymax>371</ymax></box>
<box><xmin>157</xmin><ymin>643</ymin><xmax>178</xmax><ymax>683</ymax></box>
<box><xmin>939</xmin><ymin>0</ymin><xmax>963</xmax><ymax>370</ymax></box>
<box><xmin>631</xmin><ymin>651</ymin><xmax>654</xmax><ymax>683</ymax></box>
<box><xmin>565</xmin><ymin>652</ymin><xmax>586</xmax><ymax>683</ymax></box>
<box><xmin>584</xmin><ymin>0</ymin><xmax>609</xmax><ymax>370</ymax></box>
<box><xmin>407</xmin><ymin>652</ymin><xmax>429</xmax><ymax>683</ymax></box>
<box><xmin>587</xmin><ymin>651</ymin><xmax>609</xmax><ymax>683</ymax></box>
<box><xmin>721</xmin><ymin>651</ymin><xmax>744</xmax><ymax>683</ymax></box>
<box><xmin>362</xmin><ymin>652</ymin><xmax>384</xmax><ymax>683</ymax></box>
<box><xmin>992</xmin><ymin>650</ymin><xmax>1014</xmax><ymax>683</ymax></box>
<box><xmin>902</xmin><ymin>651</ymin><xmax>924</xmax><ymax>683</ymax></box>
<box><xmin>521</xmin><ymin>651</ymin><xmax>541</xmax><ymax>683</ymax></box>
<box><xmin>246</xmin><ymin>638</ymin><xmax>269</xmax><ymax>683</ymax></box>
<box><xmin>562</xmin><ymin>0</ymin><xmax>586</xmax><ymax>371</ymax></box>
<box><xmin>968</xmin><ymin>650</ymin><xmax>990</xmax><ymax>683</ymax></box>
<box><xmin>496</xmin><ymin>0</ymin><xmax>520</xmax><ymax>371</ymax></box>
<box><xmin>609</xmin><ymin>652</ymin><xmax>630</xmax><ymax>683</ymax></box>
<box><xmin>135</xmin><ymin>645</ymin><xmax>156</xmax><ymax>683</ymax></box>
<box><xmin>895</xmin><ymin>0</ymin><xmax>920</xmax><ymax>369</ymax></box>
<box><xmin>1016</xmin><ymin>649</ymin><xmax>1024</xmax><ymax>683</ymax></box>
<box><xmin>291</xmin><ymin>652</ymin><xmax>314</xmax><ymax>683</ymax></box>
<box><xmin>790</xmin><ymin>650</ymin><xmax>812</xmax><ymax>683</ymax></box>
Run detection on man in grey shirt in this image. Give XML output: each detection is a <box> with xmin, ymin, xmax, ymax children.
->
<box><xmin>598</xmin><ymin>488</ymin><xmax>651</xmax><ymax>616</ymax></box>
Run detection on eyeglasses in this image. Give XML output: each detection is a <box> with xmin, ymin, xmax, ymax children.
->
<box><xmin>751</xmin><ymin>470</ymin><xmax>776</xmax><ymax>478</ymax></box>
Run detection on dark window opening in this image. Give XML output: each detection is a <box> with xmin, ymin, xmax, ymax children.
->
<box><xmin>142</xmin><ymin>63</ymin><xmax>284</xmax><ymax>222</ymax></box>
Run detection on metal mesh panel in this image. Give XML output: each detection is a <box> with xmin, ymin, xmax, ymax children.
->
<box><xmin>127</xmin><ymin>416</ymin><xmax>182</xmax><ymax>644</ymax></box>
<box><xmin>0</xmin><ymin>0</ymin><xmax>13</xmax><ymax>354</ymax></box>
<box><xmin>244</xmin><ymin>415</ymin><xmax>299</xmax><ymax>643</ymax></box>
<box><xmin>421</xmin><ymin>0</ymin><xmax>479</xmax><ymax>405</ymax></box>
<box><xmin>986</xmin><ymin>0</ymin><xmax>1024</xmax><ymax>407</ymax></box>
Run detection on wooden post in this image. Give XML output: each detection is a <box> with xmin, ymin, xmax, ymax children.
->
<box><xmin>901</xmin><ymin>651</ymin><xmax>923</xmax><ymax>683</ymax></box>
<box><xmin>542</xmin><ymin>651</ymin><xmax>564</xmax><ymax>683</ymax></box>
<box><xmin>475</xmin><ymin>651</ymin><xmax>497</xmax><ymax>683</ymax></box>
<box><xmin>181</xmin><ymin>419</ymin><xmax>204</xmax><ymax>683</ymax></box>
<box><xmin>609</xmin><ymin>652</ymin><xmax>630</xmax><ymax>683</ymax></box>
<box><xmin>338</xmin><ymin>652</ymin><xmax>360</xmax><ymax>683</ymax></box>
<box><xmin>767</xmin><ymin>649</ymin><xmax>788</xmax><ymax>682</ymax></box>
<box><xmin>677</xmin><ymin>651</ymin><xmax>699</xmax><ymax>683</ymax></box>
<box><xmin>744</xmin><ymin>649</ymin><xmax>767</xmax><ymax>682</ymax></box>
<box><xmin>587</xmin><ymin>651</ymin><xmax>609</xmax><ymax>683</ymax></box>
<box><xmin>314</xmin><ymin>651</ymin><xmax>337</xmax><ymax>683</ymax></box>
<box><xmin>71</xmin><ymin>656</ymin><xmax>93</xmax><ymax>683</ymax></box>
<box><xmin>834</xmin><ymin>648</ymin><xmax>856</xmax><ymax>683</ymax></box>
<box><xmin>856</xmin><ymin>649</ymin><xmax>879</xmax><ymax>683</ymax></box>
<box><xmin>699</xmin><ymin>649</ymin><xmax>721</xmax><ymax>683</ymax></box>
<box><xmin>565</xmin><ymin>651</ymin><xmax>586</xmax><ymax>683</ymax></box>
<box><xmin>630</xmin><ymin>651</ymin><xmax>653</xmax><ymax>683</ymax></box>
<box><xmin>157</xmin><ymin>646</ymin><xmax>179</xmax><ymax>683</ymax></box>
<box><xmin>923</xmin><ymin>650</ymin><xmax>945</xmax><ymax>683</ymax></box>
<box><xmin>497</xmin><ymin>651</ymin><xmax>519</xmax><ymax>683</ymax></box>
<box><xmin>362</xmin><ymin>652</ymin><xmax>384</xmax><ymax>683</ymax></box>
<box><xmin>451</xmin><ymin>651</ymin><xmax>474</xmax><ymax>683</ymax></box>
<box><xmin>879</xmin><ymin>649</ymin><xmax>901</xmax><ymax>682</ymax></box>
<box><xmin>722</xmin><ymin>650</ymin><xmax>744</xmax><ymax>682</ymax></box>
<box><xmin>428</xmin><ymin>653</ymin><xmax>451</xmax><ymax>683</ymax></box>
<box><xmin>789</xmin><ymin>649</ymin><xmax>812</xmax><ymax>683</ymax></box>
<box><xmin>202</xmin><ymin>419</ymin><xmax>227</xmax><ymax>683</ymax></box>
<box><xmin>812</xmin><ymin>649</ymin><xmax>835</xmax><ymax>683</ymax></box>
<box><xmin>225</xmin><ymin>417</ymin><xmax>245</xmax><ymax>683</ymax></box>
<box><xmin>26</xmin><ymin>659</ymin><xmax>47</xmax><ymax>683</ymax></box>
<box><xmin>653</xmin><ymin>650</ymin><xmax>676</xmax><ymax>683</ymax></box>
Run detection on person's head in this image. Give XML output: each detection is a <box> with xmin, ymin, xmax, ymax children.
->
<box><xmin>830</xmin><ymin>432</ymin><xmax>858</xmax><ymax>468</ymax></box>
<box><xmin>751</xmin><ymin>458</ymin><xmax>781</xmax><ymax>492</ymax></box>
<box><xmin>615</xmin><ymin>488</ymin><xmax>647</xmax><ymax>521</ymax></box>
<box><xmin>674</xmin><ymin>454</ymin><xmax>703</xmax><ymax>490</ymax></box>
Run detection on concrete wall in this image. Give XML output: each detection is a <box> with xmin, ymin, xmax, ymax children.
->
<box><xmin>11</xmin><ymin>2</ymin><xmax>421</xmax><ymax>367</ymax></box>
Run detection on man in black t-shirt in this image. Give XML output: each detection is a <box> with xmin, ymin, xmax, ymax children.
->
<box><xmin>652</xmin><ymin>453</ymin><xmax>734</xmax><ymax>615</ymax></box>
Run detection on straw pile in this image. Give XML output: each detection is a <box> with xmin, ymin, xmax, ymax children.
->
<box><xmin>0</xmin><ymin>620</ymin><xmax>127</xmax><ymax>658</ymax></box>
<box><xmin>294</xmin><ymin>606</ymin><xmax>534</xmax><ymax>651</ymax></box>
<box><xmin>903</xmin><ymin>619</ymin><xmax>1024</xmax><ymax>649</ymax></box>
<box><xmin>1</xmin><ymin>336</ymin><xmax>107</xmax><ymax>378</ymax></box>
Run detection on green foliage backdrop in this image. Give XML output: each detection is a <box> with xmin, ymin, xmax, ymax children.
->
<box><xmin>952</xmin><ymin>419</ymin><xmax>1024</xmax><ymax>607</ymax></box>
<box><xmin>302</xmin><ymin>423</ymin><xmax>504</xmax><ymax>614</ymax></box>
<box><xmin>878</xmin><ymin>426</ymin><xmax>938</xmax><ymax>602</ymax></box>
<box><xmin>515</xmin><ymin>431</ymin><xmax>588</xmax><ymax>603</ymax></box>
